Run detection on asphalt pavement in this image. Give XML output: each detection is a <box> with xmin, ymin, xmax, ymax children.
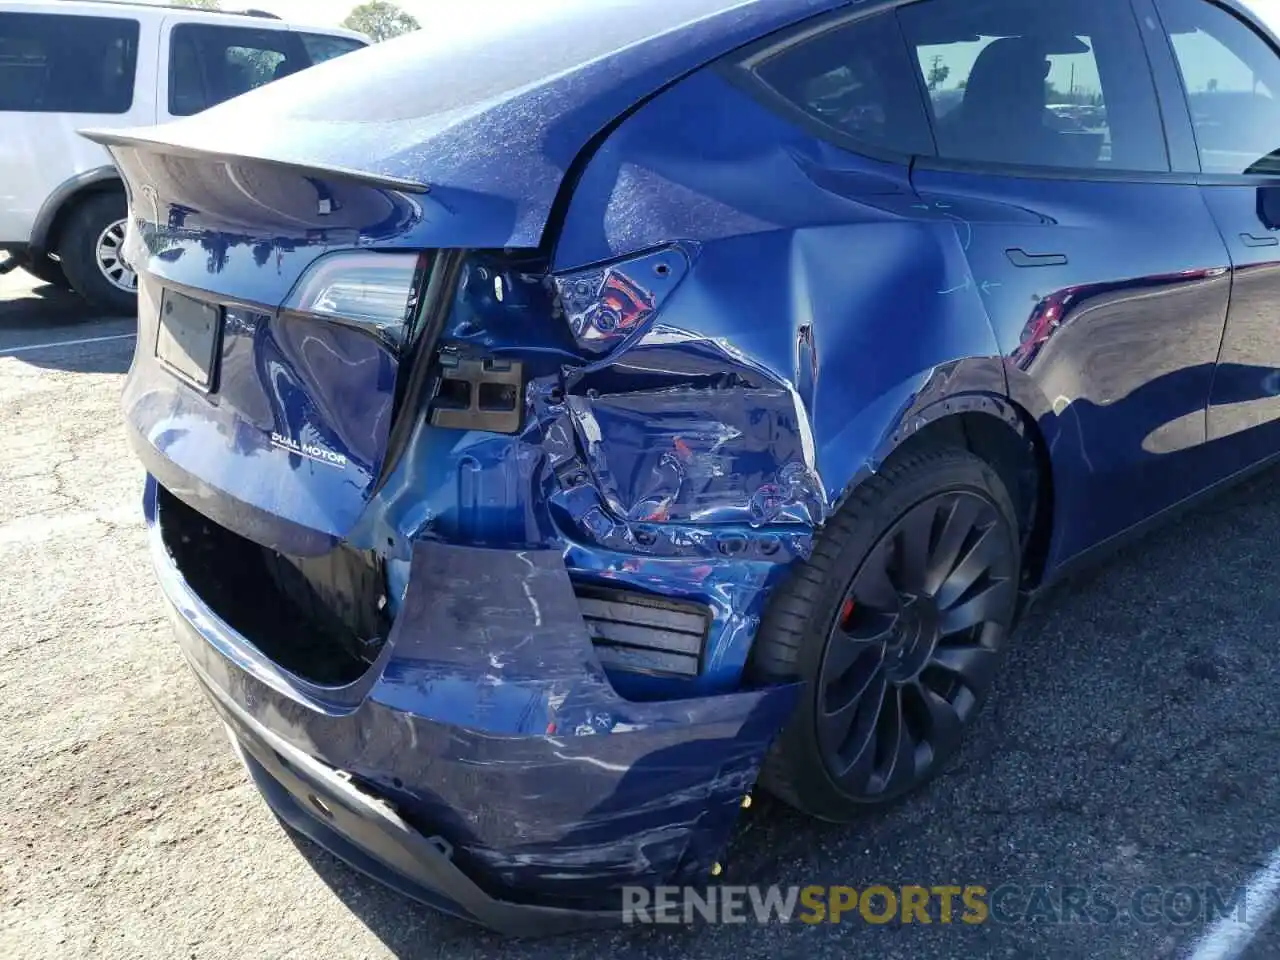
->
<box><xmin>3</xmin><ymin>267</ymin><xmax>1280</xmax><ymax>959</ymax></box>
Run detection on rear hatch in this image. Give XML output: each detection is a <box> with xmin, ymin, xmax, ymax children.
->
<box><xmin>96</xmin><ymin>142</ymin><xmax>432</xmax><ymax>556</ymax></box>
<box><xmin>84</xmin><ymin>0</ymin><xmax>820</xmax><ymax>559</ymax></box>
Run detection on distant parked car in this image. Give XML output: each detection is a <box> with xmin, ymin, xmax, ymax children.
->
<box><xmin>0</xmin><ymin>0</ymin><xmax>366</xmax><ymax>312</ymax></box>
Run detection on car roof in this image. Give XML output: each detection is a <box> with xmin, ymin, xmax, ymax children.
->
<box><xmin>4</xmin><ymin>0</ymin><xmax>367</xmax><ymax>40</ymax></box>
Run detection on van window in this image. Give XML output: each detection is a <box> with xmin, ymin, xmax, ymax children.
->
<box><xmin>0</xmin><ymin>12</ymin><xmax>139</xmax><ymax>114</ymax></box>
<box><xmin>168</xmin><ymin>24</ymin><xmax>310</xmax><ymax>116</ymax></box>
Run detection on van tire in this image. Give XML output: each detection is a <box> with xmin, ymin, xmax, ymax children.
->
<box><xmin>57</xmin><ymin>193</ymin><xmax>136</xmax><ymax>315</ymax></box>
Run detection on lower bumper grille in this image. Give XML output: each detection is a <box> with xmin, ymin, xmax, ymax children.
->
<box><xmin>575</xmin><ymin>585</ymin><xmax>709</xmax><ymax>679</ymax></box>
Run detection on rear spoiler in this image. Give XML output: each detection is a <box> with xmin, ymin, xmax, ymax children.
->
<box><xmin>78</xmin><ymin>128</ymin><xmax>432</xmax><ymax>196</ymax></box>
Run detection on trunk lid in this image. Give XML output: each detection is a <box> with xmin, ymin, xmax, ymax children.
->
<box><xmin>88</xmin><ymin>139</ymin><xmax>448</xmax><ymax>556</ymax></box>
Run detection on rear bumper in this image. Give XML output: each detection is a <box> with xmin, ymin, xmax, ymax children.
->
<box><xmin>202</xmin><ymin>665</ymin><xmax>618</xmax><ymax>935</ymax></box>
<box><xmin>146</xmin><ymin>476</ymin><xmax>798</xmax><ymax>934</ymax></box>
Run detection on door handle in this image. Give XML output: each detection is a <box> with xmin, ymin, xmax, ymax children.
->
<box><xmin>1006</xmin><ymin>248</ymin><xmax>1069</xmax><ymax>268</ymax></box>
<box><xmin>1240</xmin><ymin>232</ymin><xmax>1280</xmax><ymax>248</ymax></box>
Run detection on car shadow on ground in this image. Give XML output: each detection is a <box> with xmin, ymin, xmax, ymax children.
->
<box><xmin>0</xmin><ymin>275</ymin><xmax>133</xmax><ymax>374</ymax></box>
<box><xmin>271</xmin><ymin>459</ymin><xmax>1280</xmax><ymax>959</ymax></box>
<box><xmin>0</xmin><ymin>276</ymin><xmax>95</xmax><ymax>328</ymax></box>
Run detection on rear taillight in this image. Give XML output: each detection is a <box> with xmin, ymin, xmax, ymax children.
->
<box><xmin>553</xmin><ymin>247</ymin><xmax>691</xmax><ymax>354</ymax></box>
<box><xmin>284</xmin><ymin>251</ymin><xmax>424</xmax><ymax>340</ymax></box>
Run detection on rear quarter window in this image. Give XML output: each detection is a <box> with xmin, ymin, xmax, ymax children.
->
<box><xmin>897</xmin><ymin>0</ymin><xmax>1169</xmax><ymax>173</ymax></box>
<box><xmin>1159</xmin><ymin>0</ymin><xmax>1280</xmax><ymax>175</ymax></box>
<box><xmin>731</xmin><ymin>10</ymin><xmax>936</xmax><ymax>158</ymax></box>
<box><xmin>0</xmin><ymin>12</ymin><xmax>140</xmax><ymax>114</ymax></box>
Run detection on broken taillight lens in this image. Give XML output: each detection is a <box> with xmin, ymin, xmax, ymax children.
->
<box><xmin>553</xmin><ymin>247</ymin><xmax>691</xmax><ymax>354</ymax></box>
<box><xmin>284</xmin><ymin>250</ymin><xmax>424</xmax><ymax>342</ymax></box>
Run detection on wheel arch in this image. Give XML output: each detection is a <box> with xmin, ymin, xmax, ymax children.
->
<box><xmin>29</xmin><ymin>167</ymin><xmax>125</xmax><ymax>256</ymax></box>
<box><xmin>886</xmin><ymin>402</ymin><xmax>1054</xmax><ymax>590</ymax></box>
<box><xmin>822</xmin><ymin>361</ymin><xmax>1056</xmax><ymax>591</ymax></box>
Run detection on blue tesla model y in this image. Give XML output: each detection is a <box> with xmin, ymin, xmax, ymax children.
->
<box><xmin>85</xmin><ymin>0</ymin><xmax>1280</xmax><ymax>934</ymax></box>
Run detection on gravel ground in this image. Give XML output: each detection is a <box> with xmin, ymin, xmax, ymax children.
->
<box><xmin>3</xmin><ymin>268</ymin><xmax>1280</xmax><ymax>959</ymax></box>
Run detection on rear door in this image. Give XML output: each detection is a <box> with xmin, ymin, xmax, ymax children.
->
<box><xmin>902</xmin><ymin>0</ymin><xmax>1234</xmax><ymax>562</ymax></box>
<box><xmin>1149</xmin><ymin>0</ymin><xmax>1280</xmax><ymax>465</ymax></box>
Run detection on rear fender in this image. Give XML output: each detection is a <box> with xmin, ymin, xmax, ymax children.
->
<box><xmin>552</xmin><ymin>67</ymin><xmax>1011</xmax><ymax>517</ymax></box>
<box><xmin>822</xmin><ymin>362</ymin><xmax>1020</xmax><ymax>512</ymax></box>
<box><xmin>428</xmin><ymin>69</ymin><xmax>1013</xmax><ymax>694</ymax></box>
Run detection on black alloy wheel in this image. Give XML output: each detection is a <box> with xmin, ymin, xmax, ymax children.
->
<box><xmin>750</xmin><ymin>446</ymin><xmax>1022</xmax><ymax>821</ymax></box>
<box><xmin>817</xmin><ymin>490</ymin><xmax>1015</xmax><ymax>799</ymax></box>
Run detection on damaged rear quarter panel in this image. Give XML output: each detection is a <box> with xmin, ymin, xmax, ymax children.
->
<box><xmin>374</xmin><ymin>42</ymin><xmax>1010</xmax><ymax>703</ymax></box>
<box><xmin>563</xmin><ymin>363</ymin><xmax>824</xmax><ymax>528</ymax></box>
<box><xmin>551</xmin><ymin>65</ymin><xmax>1007</xmax><ymax>549</ymax></box>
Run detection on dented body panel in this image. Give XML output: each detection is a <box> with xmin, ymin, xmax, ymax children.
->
<box><xmin>550</xmin><ymin>65</ymin><xmax>1009</xmax><ymax>553</ymax></box>
<box><xmin>151</xmin><ymin>480</ymin><xmax>797</xmax><ymax>922</ymax></box>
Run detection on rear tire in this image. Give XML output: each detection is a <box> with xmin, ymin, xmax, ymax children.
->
<box><xmin>57</xmin><ymin>193</ymin><xmax>136</xmax><ymax>315</ymax></box>
<box><xmin>750</xmin><ymin>445</ymin><xmax>1021</xmax><ymax>822</ymax></box>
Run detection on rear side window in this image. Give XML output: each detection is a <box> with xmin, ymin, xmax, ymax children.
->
<box><xmin>169</xmin><ymin>24</ymin><xmax>309</xmax><ymax>116</ymax></box>
<box><xmin>898</xmin><ymin>0</ymin><xmax>1169</xmax><ymax>172</ymax></box>
<box><xmin>0</xmin><ymin>13</ymin><xmax>139</xmax><ymax>114</ymax></box>
<box><xmin>735</xmin><ymin>11</ymin><xmax>937</xmax><ymax>157</ymax></box>
<box><xmin>1157</xmin><ymin>0</ymin><xmax>1280</xmax><ymax>175</ymax></box>
<box><xmin>300</xmin><ymin>34</ymin><xmax>366</xmax><ymax>65</ymax></box>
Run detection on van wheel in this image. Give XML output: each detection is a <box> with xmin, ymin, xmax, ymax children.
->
<box><xmin>750</xmin><ymin>446</ymin><xmax>1021</xmax><ymax>822</ymax></box>
<box><xmin>23</xmin><ymin>253</ymin><xmax>71</xmax><ymax>290</ymax></box>
<box><xmin>57</xmin><ymin>193</ymin><xmax>136</xmax><ymax>315</ymax></box>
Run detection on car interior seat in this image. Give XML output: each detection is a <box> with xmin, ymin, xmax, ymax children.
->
<box><xmin>936</xmin><ymin>36</ymin><xmax>1058</xmax><ymax>165</ymax></box>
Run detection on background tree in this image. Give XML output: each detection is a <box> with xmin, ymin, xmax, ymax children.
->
<box><xmin>926</xmin><ymin>55</ymin><xmax>950</xmax><ymax>92</ymax></box>
<box><xmin>342</xmin><ymin>1</ymin><xmax>420</xmax><ymax>42</ymax></box>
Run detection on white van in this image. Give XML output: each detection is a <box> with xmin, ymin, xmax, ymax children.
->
<box><xmin>0</xmin><ymin>1</ymin><xmax>367</xmax><ymax>312</ymax></box>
